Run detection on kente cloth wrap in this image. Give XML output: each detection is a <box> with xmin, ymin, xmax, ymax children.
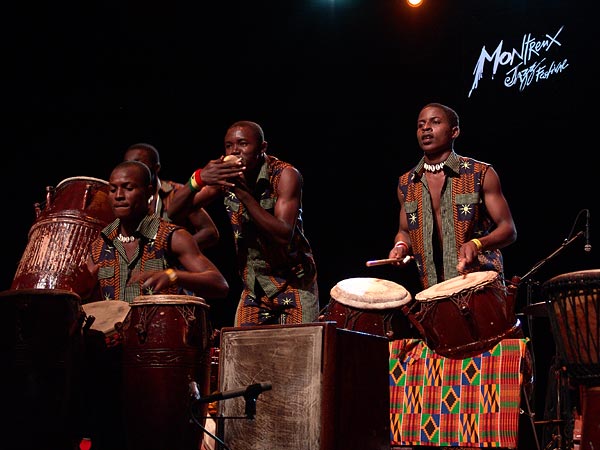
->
<box><xmin>389</xmin><ymin>338</ymin><xmax>527</xmax><ymax>448</ymax></box>
<box><xmin>224</xmin><ymin>153</ymin><xmax>319</xmax><ymax>326</ymax></box>
<box><xmin>398</xmin><ymin>151</ymin><xmax>504</xmax><ymax>289</ymax></box>
<box><xmin>89</xmin><ymin>215</ymin><xmax>182</xmax><ymax>303</ymax></box>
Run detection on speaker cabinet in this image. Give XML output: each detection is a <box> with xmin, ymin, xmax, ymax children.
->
<box><xmin>216</xmin><ymin>322</ymin><xmax>390</xmax><ymax>450</ymax></box>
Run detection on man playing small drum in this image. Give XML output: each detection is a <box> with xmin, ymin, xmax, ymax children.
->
<box><xmin>388</xmin><ymin>102</ymin><xmax>517</xmax><ymax>288</ymax></box>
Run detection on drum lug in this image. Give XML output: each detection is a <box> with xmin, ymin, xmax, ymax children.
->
<box><xmin>134</xmin><ymin>323</ymin><xmax>147</xmax><ymax>344</ymax></box>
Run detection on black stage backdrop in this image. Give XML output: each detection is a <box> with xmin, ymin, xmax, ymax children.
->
<box><xmin>2</xmin><ymin>0</ymin><xmax>597</xmax><ymax>420</ymax></box>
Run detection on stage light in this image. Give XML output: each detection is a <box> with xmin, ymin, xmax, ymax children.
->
<box><xmin>407</xmin><ymin>0</ymin><xmax>423</xmax><ymax>7</ymax></box>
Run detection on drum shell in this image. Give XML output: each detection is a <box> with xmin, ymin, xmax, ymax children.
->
<box><xmin>122</xmin><ymin>295</ymin><xmax>212</xmax><ymax>450</ymax></box>
<box><xmin>11</xmin><ymin>177</ymin><xmax>114</xmax><ymax>292</ymax></box>
<box><xmin>0</xmin><ymin>288</ymin><xmax>83</xmax><ymax>448</ymax></box>
<box><xmin>542</xmin><ymin>269</ymin><xmax>600</xmax><ymax>384</ymax></box>
<box><xmin>321</xmin><ymin>298</ymin><xmax>416</xmax><ymax>340</ymax></box>
<box><xmin>413</xmin><ymin>273</ymin><xmax>520</xmax><ymax>359</ymax></box>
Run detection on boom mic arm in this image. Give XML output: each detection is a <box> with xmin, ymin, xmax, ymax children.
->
<box><xmin>189</xmin><ymin>381</ymin><xmax>273</xmax><ymax>419</ymax></box>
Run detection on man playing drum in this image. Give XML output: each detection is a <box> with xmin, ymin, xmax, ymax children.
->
<box><xmin>75</xmin><ymin>160</ymin><xmax>229</xmax><ymax>450</ymax></box>
<box><xmin>388</xmin><ymin>102</ymin><xmax>517</xmax><ymax>288</ymax></box>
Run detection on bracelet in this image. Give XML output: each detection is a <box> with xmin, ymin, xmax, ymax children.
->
<box><xmin>470</xmin><ymin>238</ymin><xmax>483</xmax><ymax>252</ymax></box>
<box><xmin>394</xmin><ymin>241</ymin><xmax>409</xmax><ymax>251</ymax></box>
<box><xmin>164</xmin><ymin>268</ymin><xmax>178</xmax><ymax>285</ymax></box>
<box><xmin>189</xmin><ymin>169</ymin><xmax>205</xmax><ymax>192</ymax></box>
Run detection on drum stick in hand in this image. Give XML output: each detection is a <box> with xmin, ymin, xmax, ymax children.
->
<box><xmin>366</xmin><ymin>255</ymin><xmax>412</xmax><ymax>267</ymax></box>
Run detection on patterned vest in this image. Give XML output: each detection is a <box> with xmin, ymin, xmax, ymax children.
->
<box><xmin>223</xmin><ymin>154</ymin><xmax>317</xmax><ymax>298</ymax></box>
<box><xmin>89</xmin><ymin>215</ymin><xmax>182</xmax><ymax>302</ymax></box>
<box><xmin>398</xmin><ymin>151</ymin><xmax>504</xmax><ymax>289</ymax></box>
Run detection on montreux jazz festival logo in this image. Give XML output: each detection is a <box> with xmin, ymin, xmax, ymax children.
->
<box><xmin>469</xmin><ymin>26</ymin><xmax>568</xmax><ymax>97</ymax></box>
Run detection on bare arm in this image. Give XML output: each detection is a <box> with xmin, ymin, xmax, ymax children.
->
<box><xmin>188</xmin><ymin>207</ymin><xmax>220</xmax><ymax>250</ymax></box>
<box><xmin>457</xmin><ymin>166</ymin><xmax>517</xmax><ymax>270</ymax></box>
<box><xmin>168</xmin><ymin>157</ymin><xmax>243</xmax><ymax>223</ymax></box>
<box><xmin>388</xmin><ymin>184</ymin><xmax>412</xmax><ymax>263</ymax></box>
<box><xmin>137</xmin><ymin>228</ymin><xmax>229</xmax><ymax>298</ymax></box>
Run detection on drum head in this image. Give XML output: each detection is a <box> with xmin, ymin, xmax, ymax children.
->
<box><xmin>330</xmin><ymin>277</ymin><xmax>411</xmax><ymax>310</ymax></box>
<box><xmin>543</xmin><ymin>269</ymin><xmax>600</xmax><ymax>295</ymax></box>
<box><xmin>56</xmin><ymin>176</ymin><xmax>109</xmax><ymax>188</ymax></box>
<box><xmin>132</xmin><ymin>294</ymin><xmax>208</xmax><ymax>308</ymax></box>
<box><xmin>415</xmin><ymin>270</ymin><xmax>499</xmax><ymax>302</ymax></box>
<box><xmin>82</xmin><ymin>300</ymin><xmax>130</xmax><ymax>334</ymax></box>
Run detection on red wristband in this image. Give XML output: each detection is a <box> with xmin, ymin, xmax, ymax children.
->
<box><xmin>189</xmin><ymin>169</ymin><xmax>205</xmax><ymax>192</ymax></box>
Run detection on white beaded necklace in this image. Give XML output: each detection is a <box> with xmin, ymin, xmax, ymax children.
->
<box><xmin>423</xmin><ymin>161</ymin><xmax>446</xmax><ymax>173</ymax></box>
<box><xmin>117</xmin><ymin>234</ymin><xmax>136</xmax><ymax>243</ymax></box>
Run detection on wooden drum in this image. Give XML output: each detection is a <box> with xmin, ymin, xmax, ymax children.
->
<box><xmin>322</xmin><ymin>277</ymin><xmax>413</xmax><ymax>339</ymax></box>
<box><xmin>11</xmin><ymin>176</ymin><xmax>114</xmax><ymax>292</ymax></box>
<box><xmin>542</xmin><ymin>269</ymin><xmax>600</xmax><ymax>385</ymax></box>
<box><xmin>412</xmin><ymin>271</ymin><xmax>521</xmax><ymax>359</ymax></box>
<box><xmin>122</xmin><ymin>295</ymin><xmax>212</xmax><ymax>450</ymax></box>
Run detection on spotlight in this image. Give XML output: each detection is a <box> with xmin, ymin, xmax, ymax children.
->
<box><xmin>407</xmin><ymin>0</ymin><xmax>423</xmax><ymax>7</ymax></box>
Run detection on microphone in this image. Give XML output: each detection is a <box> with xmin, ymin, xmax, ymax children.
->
<box><xmin>585</xmin><ymin>210</ymin><xmax>592</xmax><ymax>252</ymax></box>
<box><xmin>189</xmin><ymin>381</ymin><xmax>272</xmax><ymax>404</ymax></box>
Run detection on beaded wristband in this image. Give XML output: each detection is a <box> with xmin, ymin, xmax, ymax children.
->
<box><xmin>164</xmin><ymin>268</ymin><xmax>178</xmax><ymax>284</ymax></box>
<box><xmin>394</xmin><ymin>240</ymin><xmax>409</xmax><ymax>251</ymax></box>
<box><xmin>189</xmin><ymin>169</ymin><xmax>205</xmax><ymax>192</ymax></box>
<box><xmin>470</xmin><ymin>238</ymin><xmax>483</xmax><ymax>252</ymax></box>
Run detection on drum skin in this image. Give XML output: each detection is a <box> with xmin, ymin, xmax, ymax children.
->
<box><xmin>81</xmin><ymin>300</ymin><xmax>131</xmax><ymax>348</ymax></box>
<box><xmin>11</xmin><ymin>177</ymin><xmax>114</xmax><ymax>292</ymax></box>
<box><xmin>412</xmin><ymin>271</ymin><xmax>521</xmax><ymax>359</ymax></box>
<box><xmin>122</xmin><ymin>295</ymin><xmax>212</xmax><ymax>450</ymax></box>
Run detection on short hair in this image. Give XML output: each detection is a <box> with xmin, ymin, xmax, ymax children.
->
<box><xmin>423</xmin><ymin>103</ymin><xmax>460</xmax><ymax>128</ymax></box>
<box><xmin>111</xmin><ymin>160</ymin><xmax>152</xmax><ymax>186</ymax></box>
<box><xmin>228</xmin><ymin>121</ymin><xmax>265</xmax><ymax>143</ymax></box>
<box><xmin>126</xmin><ymin>142</ymin><xmax>160</xmax><ymax>166</ymax></box>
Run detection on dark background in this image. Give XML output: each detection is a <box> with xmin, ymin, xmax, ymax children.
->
<box><xmin>2</xmin><ymin>0</ymin><xmax>597</xmax><ymax>429</ymax></box>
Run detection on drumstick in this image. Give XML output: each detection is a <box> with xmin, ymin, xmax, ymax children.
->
<box><xmin>366</xmin><ymin>255</ymin><xmax>412</xmax><ymax>267</ymax></box>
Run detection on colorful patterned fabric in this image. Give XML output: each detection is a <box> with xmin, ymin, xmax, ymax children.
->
<box><xmin>223</xmin><ymin>153</ymin><xmax>319</xmax><ymax>326</ymax></box>
<box><xmin>398</xmin><ymin>151</ymin><xmax>504</xmax><ymax>289</ymax></box>
<box><xmin>89</xmin><ymin>215</ymin><xmax>182</xmax><ymax>302</ymax></box>
<box><xmin>390</xmin><ymin>338</ymin><xmax>527</xmax><ymax>448</ymax></box>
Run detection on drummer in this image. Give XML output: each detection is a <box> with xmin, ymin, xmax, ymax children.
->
<box><xmin>74</xmin><ymin>160</ymin><xmax>229</xmax><ymax>450</ymax></box>
<box><xmin>388</xmin><ymin>102</ymin><xmax>517</xmax><ymax>290</ymax></box>
<box><xmin>78</xmin><ymin>160</ymin><xmax>229</xmax><ymax>303</ymax></box>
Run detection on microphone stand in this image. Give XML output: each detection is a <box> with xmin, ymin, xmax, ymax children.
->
<box><xmin>517</xmin><ymin>230</ymin><xmax>584</xmax><ymax>450</ymax></box>
<box><xmin>189</xmin><ymin>382</ymin><xmax>272</xmax><ymax>450</ymax></box>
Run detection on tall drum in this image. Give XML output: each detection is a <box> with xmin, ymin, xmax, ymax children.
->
<box><xmin>11</xmin><ymin>176</ymin><xmax>114</xmax><ymax>292</ymax></box>
<box><xmin>542</xmin><ymin>269</ymin><xmax>600</xmax><ymax>384</ymax></box>
<box><xmin>122</xmin><ymin>295</ymin><xmax>212</xmax><ymax>450</ymax></box>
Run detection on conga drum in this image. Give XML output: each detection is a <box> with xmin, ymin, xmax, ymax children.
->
<box><xmin>322</xmin><ymin>277</ymin><xmax>413</xmax><ymax>339</ymax></box>
<box><xmin>542</xmin><ymin>269</ymin><xmax>600</xmax><ymax>385</ymax></box>
<box><xmin>81</xmin><ymin>300</ymin><xmax>131</xmax><ymax>348</ymax></box>
<box><xmin>0</xmin><ymin>288</ymin><xmax>83</xmax><ymax>450</ymax></box>
<box><xmin>121</xmin><ymin>295</ymin><xmax>212</xmax><ymax>450</ymax></box>
<box><xmin>411</xmin><ymin>271</ymin><xmax>521</xmax><ymax>359</ymax></box>
<box><xmin>11</xmin><ymin>176</ymin><xmax>114</xmax><ymax>292</ymax></box>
